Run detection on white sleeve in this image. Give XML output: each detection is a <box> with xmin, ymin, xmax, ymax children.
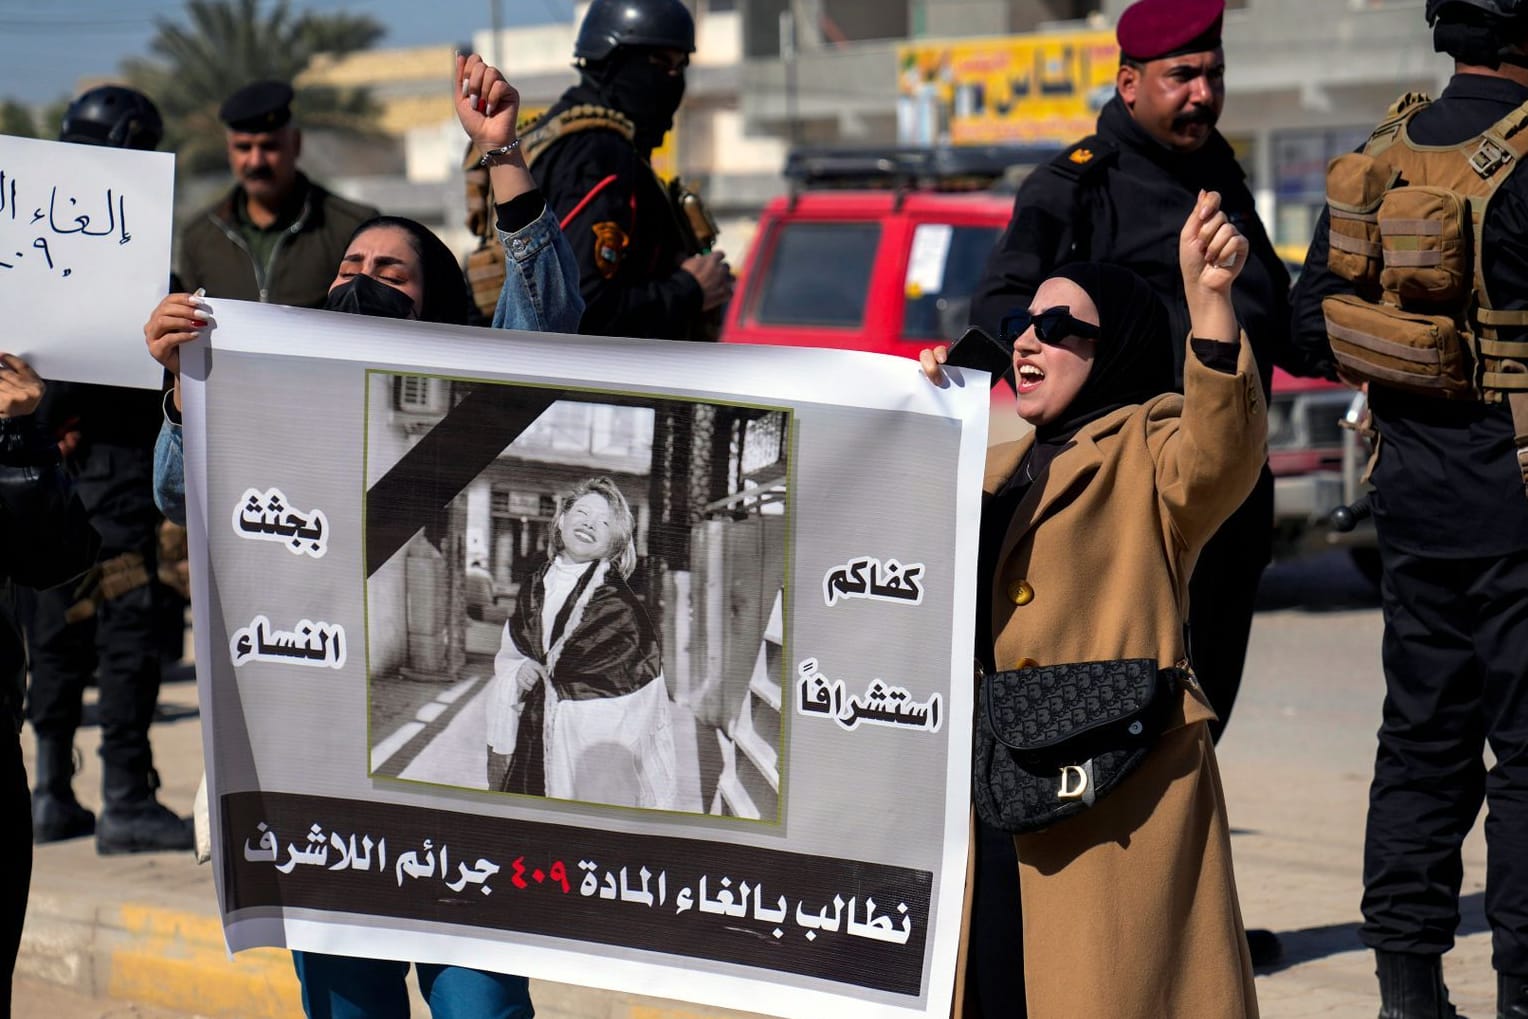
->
<box><xmin>485</xmin><ymin>622</ymin><xmax>531</xmax><ymax>755</ymax></box>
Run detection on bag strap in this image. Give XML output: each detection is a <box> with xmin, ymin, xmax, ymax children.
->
<box><xmin>1469</xmin><ymin>96</ymin><xmax>1528</xmax><ymax>179</ymax></box>
<box><xmin>1462</xmin><ymin>99</ymin><xmax>1528</xmax><ymax>459</ymax></box>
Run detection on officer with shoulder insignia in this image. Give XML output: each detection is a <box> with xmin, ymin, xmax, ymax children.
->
<box><xmin>178</xmin><ymin>81</ymin><xmax>379</xmax><ymax>308</ymax></box>
<box><xmin>518</xmin><ymin>0</ymin><xmax>732</xmax><ymax>340</ymax></box>
<box><xmin>1291</xmin><ymin>2</ymin><xmax>1528</xmax><ymax>1015</ymax></box>
<box><xmin>964</xmin><ymin>0</ymin><xmax>1291</xmax><ymax>994</ymax></box>
<box><xmin>974</xmin><ymin>0</ymin><xmax>1294</xmax><ymax>769</ymax></box>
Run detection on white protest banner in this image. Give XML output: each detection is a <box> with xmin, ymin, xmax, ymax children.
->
<box><xmin>0</xmin><ymin>134</ymin><xmax>173</xmax><ymax>388</ymax></box>
<box><xmin>183</xmin><ymin>300</ymin><xmax>988</xmax><ymax>1019</ymax></box>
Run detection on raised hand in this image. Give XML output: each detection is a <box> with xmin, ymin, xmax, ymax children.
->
<box><xmin>1179</xmin><ymin>189</ymin><xmax>1249</xmax><ymax>298</ymax></box>
<box><xmin>456</xmin><ymin>52</ymin><xmax>521</xmax><ymax>154</ymax></box>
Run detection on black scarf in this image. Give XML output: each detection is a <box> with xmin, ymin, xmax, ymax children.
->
<box><xmin>583</xmin><ymin>49</ymin><xmax>686</xmax><ymax>155</ymax></box>
<box><xmin>1017</xmin><ymin>262</ymin><xmax>1175</xmax><ymax>484</ymax></box>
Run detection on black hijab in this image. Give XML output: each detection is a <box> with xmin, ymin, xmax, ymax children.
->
<box><xmin>339</xmin><ymin>216</ymin><xmax>472</xmax><ymax>326</ymax></box>
<box><xmin>1007</xmin><ymin>262</ymin><xmax>1175</xmax><ymax>487</ymax></box>
<box><xmin>1035</xmin><ymin>262</ymin><xmax>1176</xmax><ymax>442</ymax></box>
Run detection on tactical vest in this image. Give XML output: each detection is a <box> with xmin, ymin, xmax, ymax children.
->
<box><xmin>1322</xmin><ymin>92</ymin><xmax>1528</xmax><ymax>493</ymax></box>
<box><xmin>462</xmin><ymin>106</ymin><xmax>639</xmax><ymax>320</ymax></box>
<box><xmin>518</xmin><ymin>104</ymin><xmax>635</xmax><ymax>169</ymax></box>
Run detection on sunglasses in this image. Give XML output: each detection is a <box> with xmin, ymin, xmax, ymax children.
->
<box><xmin>998</xmin><ymin>306</ymin><xmax>1101</xmax><ymax>347</ymax></box>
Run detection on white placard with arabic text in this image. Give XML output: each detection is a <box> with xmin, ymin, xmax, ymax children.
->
<box><xmin>182</xmin><ymin>300</ymin><xmax>988</xmax><ymax>1019</ymax></box>
<box><xmin>0</xmin><ymin>134</ymin><xmax>173</xmax><ymax>388</ymax></box>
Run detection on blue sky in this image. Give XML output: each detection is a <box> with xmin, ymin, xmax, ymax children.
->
<box><xmin>0</xmin><ymin>0</ymin><xmax>574</xmax><ymax>104</ymax></box>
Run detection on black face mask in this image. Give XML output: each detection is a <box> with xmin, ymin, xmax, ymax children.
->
<box><xmin>598</xmin><ymin>52</ymin><xmax>686</xmax><ymax>153</ymax></box>
<box><xmin>323</xmin><ymin>272</ymin><xmax>417</xmax><ymax>320</ymax></box>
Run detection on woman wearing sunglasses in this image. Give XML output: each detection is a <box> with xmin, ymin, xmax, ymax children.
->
<box><xmin>926</xmin><ymin>191</ymin><xmax>1265</xmax><ymax>1017</ymax></box>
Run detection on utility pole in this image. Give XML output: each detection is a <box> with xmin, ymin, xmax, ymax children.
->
<box><xmin>489</xmin><ymin>0</ymin><xmax>502</xmax><ymax>69</ymax></box>
<box><xmin>780</xmin><ymin>7</ymin><xmax>800</xmax><ymax>148</ymax></box>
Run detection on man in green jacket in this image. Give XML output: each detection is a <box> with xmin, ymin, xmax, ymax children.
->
<box><xmin>177</xmin><ymin>81</ymin><xmax>378</xmax><ymax>307</ymax></box>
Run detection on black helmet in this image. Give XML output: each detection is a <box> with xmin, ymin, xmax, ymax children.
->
<box><xmin>573</xmin><ymin>0</ymin><xmax>696</xmax><ymax>61</ymax></box>
<box><xmin>59</xmin><ymin>86</ymin><xmax>163</xmax><ymax>150</ymax></box>
<box><xmin>1427</xmin><ymin>0</ymin><xmax>1525</xmax><ymax>24</ymax></box>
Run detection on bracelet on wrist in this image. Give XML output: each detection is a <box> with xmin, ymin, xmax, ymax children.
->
<box><xmin>478</xmin><ymin>139</ymin><xmax>522</xmax><ymax>167</ymax></box>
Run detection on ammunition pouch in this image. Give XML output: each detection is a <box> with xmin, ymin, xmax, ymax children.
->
<box><xmin>1325</xmin><ymin>91</ymin><xmax>1528</xmax><ymax>498</ymax></box>
<box><xmin>157</xmin><ymin>521</ymin><xmax>191</xmax><ymax>600</ymax></box>
<box><xmin>1325</xmin><ymin>152</ymin><xmax>1396</xmax><ymax>288</ymax></box>
<box><xmin>64</xmin><ymin>551</ymin><xmax>151</xmax><ymax>624</ymax></box>
<box><xmin>466</xmin><ymin>237</ymin><xmax>507</xmax><ymax>322</ymax></box>
<box><xmin>1323</xmin><ymin>295</ymin><xmax>1474</xmax><ymax>398</ymax></box>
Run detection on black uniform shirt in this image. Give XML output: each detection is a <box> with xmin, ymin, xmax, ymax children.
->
<box><xmin>971</xmin><ymin>96</ymin><xmax>1297</xmax><ymax>398</ymax></box>
<box><xmin>1291</xmin><ymin>73</ymin><xmax>1528</xmax><ymax>557</ymax></box>
<box><xmin>528</xmin><ymin>84</ymin><xmax>703</xmax><ymax>341</ymax></box>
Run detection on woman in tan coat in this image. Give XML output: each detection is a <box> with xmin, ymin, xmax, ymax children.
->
<box><xmin>925</xmin><ymin>192</ymin><xmax>1265</xmax><ymax>1018</ymax></box>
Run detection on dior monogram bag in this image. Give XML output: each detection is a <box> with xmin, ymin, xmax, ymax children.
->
<box><xmin>973</xmin><ymin>658</ymin><xmax>1184</xmax><ymax>834</ymax></box>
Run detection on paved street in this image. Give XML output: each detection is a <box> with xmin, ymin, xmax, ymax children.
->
<box><xmin>14</xmin><ymin>548</ymin><xmax>1499</xmax><ymax>1018</ymax></box>
<box><xmin>1225</xmin><ymin>550</ymin><xmax>1491</xmax><ymax>1018</ymax></box>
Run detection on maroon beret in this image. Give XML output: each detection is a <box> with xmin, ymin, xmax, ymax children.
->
<box><xmin>1116</xmin><ymin>0</ymin><xmax>1225</xmax><ymax>62</ymax></box>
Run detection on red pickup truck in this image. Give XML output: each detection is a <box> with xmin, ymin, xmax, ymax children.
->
<box><xmin>720</xmin><ymin>150</ymin><xmax>1369</xmax><ymax>560</ymax></box>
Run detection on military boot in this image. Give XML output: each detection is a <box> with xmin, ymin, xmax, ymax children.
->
<box><xmin>1501</xmin><ymin>971</ymin><xmax>1528</xmax><ymax>1019</ymax></box>
<box><xmin>1376</xmin><ymin>950</ymin><xmax>1459</xmax><ymax>1019</ymax></box>
<box><xmin>95</xmin><ymin>765</ymin><xmax>193</xmax><ymax>855</ymax></box>
<box><xmin>30</xmin><ymin>735</ymin><xmax>95</xmax><ymax>843</ymax></box>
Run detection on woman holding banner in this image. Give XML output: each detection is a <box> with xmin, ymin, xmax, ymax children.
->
<box><xmin>923</xmin><ymin>193</ymin><xmax>1264</xmax><ymax>1017</ymax></box>
<box><xmin>144</xmin><ymin>54</ymin><xmax>580</xmax><ymax>1019</ymax></box>
<box><xmin>149</xmin><ymin>52</ymin><xmax>580</xmax><ymax>526</ymax></box>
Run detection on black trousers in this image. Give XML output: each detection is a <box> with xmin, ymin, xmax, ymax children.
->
<box><xmin>1188</xmin><ymin>467</ymin><xmax>1274</xmax><ymax>743</ymax></box>
<box><xmin>2</xmin><ymin>729</ymin><xmax>30</xmax><ymax>1017</ymax></box>
<box><xmin>963</xmin><ymin>818</ymin><xmax>1026</xmax><ymax>1018</ymax></box>
<box><xmin>1361</xmin><ymin>538</ymin><xmax>1528</xmax><ymax>974</ymax></box>
<box><xmin>22</xmin><ymin>443</ymin><xmax>162</xmax><ymax>778</ymax></box>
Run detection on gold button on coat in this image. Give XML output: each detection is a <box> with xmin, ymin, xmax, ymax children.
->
<box><xmin>1007</xmin><ymin>579</ymin><xmax>1035</xmax><ymax>605</ymax></box>
<box><xmin>1015</xmin><ymin>657</ymin><xmax>1040</xmax><ymax>670</ymax></box>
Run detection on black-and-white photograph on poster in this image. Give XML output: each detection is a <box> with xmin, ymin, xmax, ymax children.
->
<box><xmin>364</xmin><ymin>372</ymin><xmax>792</xmax><ymax>820</ymax></box>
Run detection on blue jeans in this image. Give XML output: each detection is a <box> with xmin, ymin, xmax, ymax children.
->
<box><xmin>292</xmin><ymin>951</ymin><xmax>533</xmax><ymax>1019</ymax></box>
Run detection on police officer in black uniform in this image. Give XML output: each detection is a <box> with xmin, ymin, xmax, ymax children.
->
<box><xmin>22</xmin><ymin>86</ymin><xmax>193</xmax><ymax>855</ymax></box>
<box><xmin>523</xmin><ymin>0</ymin><xmax>731</xmax><ymax>340</ymax></box>
<box><xmin>963</xmin><ymin>1</ymin><xmax>1291</xmax><ymax>996</ymax></box>
<box><xmin>0</xmin><ymin>356</ymin><xmax>100</xmax><ymax>1015</ymax></box>
<box><xmin>973</xmin><ymin>0</ymin><xmax>1298</xmax><ymax>749</ymax></box>
<box><xmin>1291</xmin><ymin>3</ymin><xmax>1528</xmax><ymax>1014</ymax></box>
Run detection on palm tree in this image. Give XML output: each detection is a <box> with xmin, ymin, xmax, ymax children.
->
<box><xmin>123</xmin><ymin>0</ymin><xmax>385</xmax><ymax>175</ymax></box>
<box><xmin>0</xmin><ymin>101</ymin><xmax>37</xmax><ymax>139</ymax></box>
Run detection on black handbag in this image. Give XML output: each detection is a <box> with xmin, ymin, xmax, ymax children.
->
<box><xmin>973</xmin><ymin>658</ymin><xmax>1186</xmax><ymax>834</ymax></box>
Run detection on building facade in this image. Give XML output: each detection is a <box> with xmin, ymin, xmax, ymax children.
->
<box><xmin>738</xmin><ymin>0</ymin><xmax>1450</xmax><ymax>246</ymax></box>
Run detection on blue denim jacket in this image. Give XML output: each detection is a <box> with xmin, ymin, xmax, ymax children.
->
<box><xmin>153</xmin><ymin>202</ymin><xmax>585</xmax><ymax>525</ymax></box>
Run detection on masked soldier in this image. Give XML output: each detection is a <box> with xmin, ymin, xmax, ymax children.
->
<box><xmin>22</xmin><ymin>86</ymin><xmax>193</xmax><ymax>854</ymax></box>
<box><xmin>517</xmin><ymin>0</ymin><xmax>731</xmax><ymax>340</ymax></box>
<box><xmin>1291</xmin><ymin>2</ymin><xmax>1528</xmax><ymax>1014</ymax></box>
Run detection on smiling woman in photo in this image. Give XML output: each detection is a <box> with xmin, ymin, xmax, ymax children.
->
<box><xmin>485</xmin><ymin>476</ymin><xmax>678</xmax><ymax>809</ymax></box>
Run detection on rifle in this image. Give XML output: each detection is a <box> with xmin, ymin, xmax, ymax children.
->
<box><xmin>666</xmin><ymin>177</ymin><xmax>726</xmax><ymax>339</ymax></box>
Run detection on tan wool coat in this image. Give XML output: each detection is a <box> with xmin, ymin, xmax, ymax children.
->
<box><xmin>954</xmin><ymin>337</ymin><xmax>1267</xmax><ymax>1018</ymax></box>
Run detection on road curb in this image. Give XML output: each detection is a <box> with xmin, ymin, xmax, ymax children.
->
<box><xmin>20</xmin><ymin>898</ymin><xmax>304</xmax><ymax>1018</ymax></box>
<box><xmin>19</xmin><ymin>888</ymin><xmax>759</xmax><ymax>1019</ymax></box>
